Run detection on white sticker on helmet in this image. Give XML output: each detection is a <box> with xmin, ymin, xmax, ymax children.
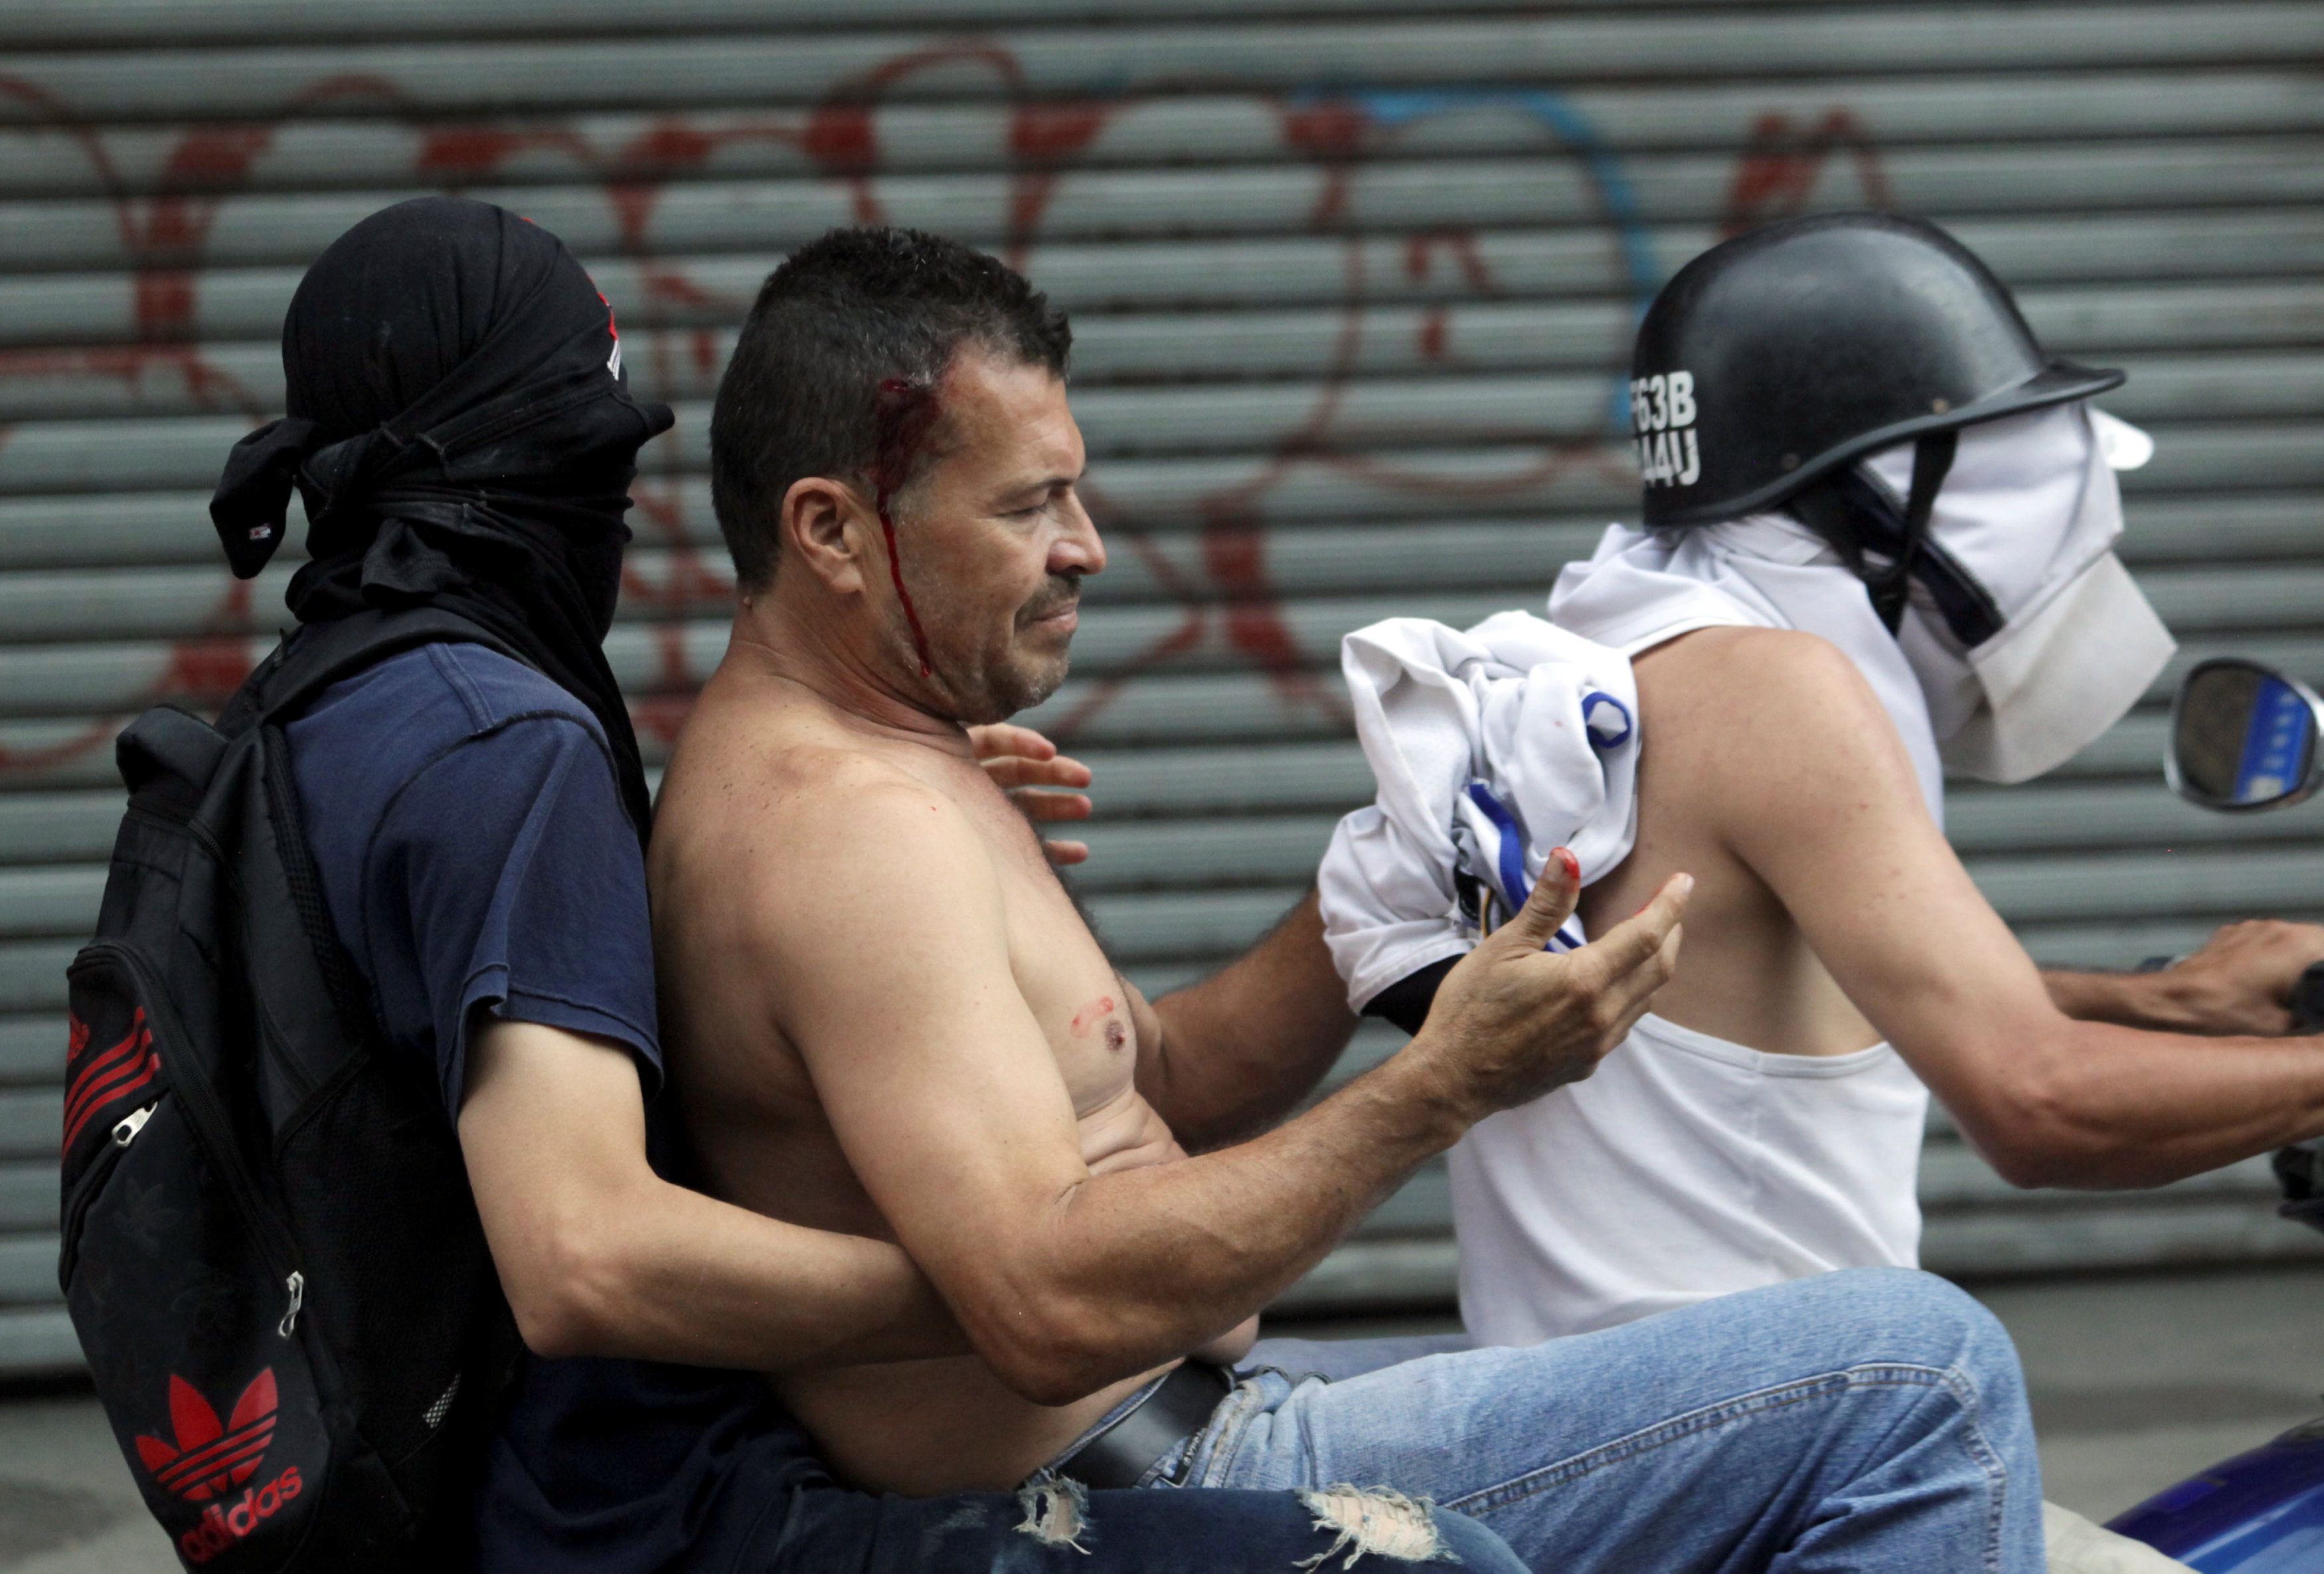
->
<box><xmin>1631</xmin><ymin>371</ymin><xmax>1699</xmax><ymax>488</ymax></box>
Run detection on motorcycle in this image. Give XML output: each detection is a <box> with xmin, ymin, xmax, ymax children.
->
<box><xmin>2107</xmin><ymin>657</ymin><xmax>2324</xmax><ymax>1571</ymax></box>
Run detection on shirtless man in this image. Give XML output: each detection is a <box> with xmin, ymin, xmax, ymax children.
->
<box><xmin>649</xmin><ymin>225</ymin><xmax>2054</xmax><ymax>1573</ymax></box>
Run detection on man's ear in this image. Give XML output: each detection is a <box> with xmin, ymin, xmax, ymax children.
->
<box><xmin>779</xmin><ymin>476</ymin><xmax>876</xmax><ymax>596</ymax></box>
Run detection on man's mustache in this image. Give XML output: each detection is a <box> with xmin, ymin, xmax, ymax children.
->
<box><xmin>1019</xmin><ymin>576</ymin><xmax>1082</xmax><ymax>626</ymax></box>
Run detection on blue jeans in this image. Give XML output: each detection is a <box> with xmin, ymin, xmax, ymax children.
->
<box><xmin>480</xmin><ymin>1358</ymin><xmax>1523</xmax><ymax>1573</ymax></box>
<box><xmin>1125</xmin><ymin>1268</ymin><xmax>2042</xmax><ymax>1573</ymax></box>
<box><xmin>763</xmin><ymin>1482</ymin><xmax>1522</xmax><ymax>1571</ymax></box>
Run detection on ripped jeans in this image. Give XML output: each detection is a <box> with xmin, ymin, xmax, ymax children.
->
<box><xmin>1106</xmin><ymin>1268</ymin><xmax>2044</xmax><ymax>1573</ymax></box>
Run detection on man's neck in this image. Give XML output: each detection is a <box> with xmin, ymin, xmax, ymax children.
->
<box><xmin>721</xmin><ymin>592</ymin><xmax>973</xmax><ymax>758</ymax></box>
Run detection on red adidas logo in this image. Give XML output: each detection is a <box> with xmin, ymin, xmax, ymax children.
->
<box><xmin>136</xmin><ymin>1369</ymin><xmax>274</xmax><ymax>1502</ymax></box>
<box><xmin>134</xmin><ymin>1369</ymin><xmax>302</xmax><ymax>1564</ymax></box>
<box><xmin>62</xmin><ymin>1007</ymin><xmax>158</xmax><ymax>1154</ymax></box>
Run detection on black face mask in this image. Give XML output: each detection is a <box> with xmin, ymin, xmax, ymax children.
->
<box><xmin>208</xmin><ymin>196</ymin><xmax>674</xmax><ymax>841</ymax></box>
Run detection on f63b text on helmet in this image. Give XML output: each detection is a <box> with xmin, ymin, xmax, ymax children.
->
<box><xmin>1631</xmin><ymin>371</ymin><xmax>1700</xmax><ymax>489</ymax></box>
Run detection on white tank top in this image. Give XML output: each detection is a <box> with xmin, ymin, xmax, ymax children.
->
<box><xmin>1450</xmin><ymin>1011</ymin><xmax>1929</xmax><ymax>1347</ymax></box>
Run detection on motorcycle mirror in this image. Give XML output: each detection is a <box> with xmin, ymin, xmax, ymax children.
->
<box><xmin>2167</xmin><ymin>657</ymin><xmax>2324</xmax><ymax>812</ymax></box>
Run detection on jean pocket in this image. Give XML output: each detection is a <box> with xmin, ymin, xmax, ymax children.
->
<box><xmin>1185</xmin><ymin>1373</ymin><xmax>1285</xmax><ymax>1488</ymax></box>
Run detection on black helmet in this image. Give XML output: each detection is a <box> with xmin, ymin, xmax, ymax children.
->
<box><xmin>1629</xmin><ymin>212</ymin><xmax>2123</xmax><ymax>636</ymax></box>
<box><xmin>1631</xmin><ymin>212</ymin><xmax>2121</xmax><ymax>529</ymax></box>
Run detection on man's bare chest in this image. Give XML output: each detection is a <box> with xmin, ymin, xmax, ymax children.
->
<box><xmin>901</xmin><ymin>766</ymin><xmax>1169</xmax><ymax>1150</ymax></box>
<box><xmin>981</xmin><ymin>839</ymin><xmax>1141</xmax><ymax>1114</ymax></box>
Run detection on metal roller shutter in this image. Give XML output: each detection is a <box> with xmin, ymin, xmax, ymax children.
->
<box><xmin>1</xmin><ymin>1</ymin><xmax>2319</xmax><ymax>1365</ymax></box>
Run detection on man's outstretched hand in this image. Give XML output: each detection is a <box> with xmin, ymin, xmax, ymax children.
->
<box><xmin>1406</xmin><ymin>849</ymin><xmax>1690</xmax><ymax>1124</ymax></box>
<box><xmin>969</xmin><ymin>723</ymin><xmax>1092</xmax><ymax>865</ymax></box>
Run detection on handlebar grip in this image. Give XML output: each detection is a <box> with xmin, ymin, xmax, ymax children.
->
<box><xmin>2292</xmin><ymin>961</ymin><xmax>2324</xmax><ymax>1035</ymax></box>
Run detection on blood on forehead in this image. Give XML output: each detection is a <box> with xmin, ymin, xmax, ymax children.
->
<box><xmin>869</xmin><ymin>376</ymin><xmax>945</xmax><ymax>679</ymax></box>
<box><xmin>870</xmin><ymin>376</ymin><xmax>946</xmax><ymax>499</ymax></box>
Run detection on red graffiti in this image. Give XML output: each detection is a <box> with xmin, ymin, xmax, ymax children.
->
<box><xmin>795</xmin><ymin>46</ymin><xmax>1121</xmax><ymax>266</ymax></box>
<box><xmin>1720</xmin><ymin>108</ymin><xmax>1894</xmax><ymax>238</ymax></box>
<box><xmin>1285</xmin><ymin>100</ymin><xmax>1364</xmax><ymax>230</ymax></box>
<box><xmin>1004</xmin><ymin>101</ymin><xmax>1118</xmax><ymax>268</ymax></box>
<box><xmin>801</xmin><ymin>108</ymin><xmax>875</xmax><ymax>179</ymax></box>
<box><xmin>0</xmin><ymin>74</ymin><xmax>406</xmax><ymax>776</ymax></box>
<box><xmin>802</xmin><ymin>43</ymin><xmax>1024</xmax><ymax>226</ymax></box>
<box><xmin>0</xmin><ymin>46</ymin><xmax>1831</xmax><ymax>779</ymax></box>
<box><xmin>117</xmin><ymin>76</ymin><xmax>402</xmax><ymax>338</ymax></box>
<box><xmin>0</xmin><ymin>346</ymin><xmax>266</xmax><ymax>416</ymax></box>
<box><xmin>1284</xmin><ymin>100</ymin><xmax>1371</xmax><ymax>160</ymax></box>
<box><xmin>1404</xmin><ymin>230</ymin><xmax>1501</xmax><ymax>368</ymax></box>
<box><xmin>161</xmin><ymin>581</ymin><xmax>257</xmax><ymax>702</ymax></box>
<box><xmin>1283</xmin><ymin>98</ymin><xmax>1373</xmax><ymax>228</ymax></box>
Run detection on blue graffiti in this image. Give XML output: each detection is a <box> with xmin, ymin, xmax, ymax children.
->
<box><xmin>1300</xmin><ymin>88</ymin><xmax>1657</xmax><ymax>428</ymax></box>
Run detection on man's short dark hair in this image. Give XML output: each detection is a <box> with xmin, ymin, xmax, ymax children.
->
<box><xmin>708</xmin><ymin>226</ymin><xmax>1073</xmax><ymax>590</ymax></box>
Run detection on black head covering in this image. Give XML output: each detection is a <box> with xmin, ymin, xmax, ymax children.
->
<box><xmin>209</xmin><ymin>196</ymin><xmax>673</xmax><ymax>839</ymax></box>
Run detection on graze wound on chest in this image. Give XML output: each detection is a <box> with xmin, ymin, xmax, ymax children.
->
<box><xmin>871</xmin><ymin>377</ymin><xmax>943</xmax><ymax>679</ymax></box>
<box><xmin>1070</xmin><ymin>995</ymin><xmax>1117</xmax><ymax>1036</ymax></box>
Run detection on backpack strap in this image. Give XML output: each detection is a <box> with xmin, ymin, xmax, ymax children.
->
<box><xmin>219</xmin><ymin>607</ymin><xmax>534</xmax><ymax>1098</ymax></box>
<box><xmin>218</xmin><ymin>608</ymin><xmax>532</xmax><ymax>737</ymax></box>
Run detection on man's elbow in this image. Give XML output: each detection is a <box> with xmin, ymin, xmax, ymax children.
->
<box><xmin>1973</xmin><ymin>1127</ymin><xmax>2079</xmax><ymax>1191</ymax></box>
<box><xmin>1953</xmin><ymin>1065</ymin><xmax>2112</xmax><ymax>1190</ymax></box>
<box><xmin>962</xmin><ymin>1290</ymin><xmax>1141</xmax><ymax>1407</ymax></box>
<box><xmin>983</xmin><ymin>1346</ymin><xmax>1110</xmax><ymax>1409</ymax></box>
<box><xmin>499</xmin><ymin>1222</ymin><xmax>636</xmax><ymax>1361</ymax></box>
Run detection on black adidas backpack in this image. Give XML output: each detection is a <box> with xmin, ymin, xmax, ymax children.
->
<box><xmin>62</xmin><ymin>608</ymin><xmax>527</xmax><ymax>1571</ymax></box>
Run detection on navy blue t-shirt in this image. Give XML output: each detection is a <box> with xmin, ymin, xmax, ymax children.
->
<box><xmin>286</xmin><ymin>640</ymin><xmax>662</xmax><ymax>1112</ymax></box>
<box><xmin>286</xmin><ymin>640</ymin><xmax>818</xmax><ymax>1573</ymax></box>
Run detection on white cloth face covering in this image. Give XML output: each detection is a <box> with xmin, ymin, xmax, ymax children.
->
<box><xmin>1551</xmin><ymin>400</ymin><xmax>2175</xmax><ymax>811</ymax></box>
<box><xmin>1317</xmin><ymin>611</ymin><xmax>1640</xmax><ymax>1012</ymax></box>
<box><xmin>1865</xmin><ymin>402</ymin><xmax>2175</xmax><ymax>784</ymax></box>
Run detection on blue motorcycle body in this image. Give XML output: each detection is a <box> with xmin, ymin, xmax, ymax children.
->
<box><xmin>2113</xmin><ymin>1417</ymin><xmax>2324</xmax><ymax>1570</ymax></box>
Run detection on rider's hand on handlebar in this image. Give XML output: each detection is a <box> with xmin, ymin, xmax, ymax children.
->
<box><xmin>2158</xmin><ymin>919</ymin><xmax>2324</xmax><ymax>1037</ymax></box>
<box><xmin>1405</xmin><ymin>849</ymin><xmax>1691</xmax><ymax>1126</ymax></box>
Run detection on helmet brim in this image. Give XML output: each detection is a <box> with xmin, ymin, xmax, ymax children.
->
<box><xmin>1647</xmin><ymin>357</ymin><xmax>2126</xmax><ymax>529</ymax></box>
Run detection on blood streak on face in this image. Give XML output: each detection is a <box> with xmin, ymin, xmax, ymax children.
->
<box><xmin>869</xmin><ymin>377</ymin><xmax>945</xmax><ymax>678</ymax></box>
<box><xmin>1070</xmin><ymin>996</ymin><xmax>1118</xmax><ymax>1035</ymax></box>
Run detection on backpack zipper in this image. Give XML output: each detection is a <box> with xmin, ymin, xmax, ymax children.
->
<box><xmin>74</xmin><ymin>943</ymin><xmax>306</xmax><ymax>1336</ymax></box>
<box><xmin>63</xmin><ymin>1096</ymin><xmax>162</xmax><ymax>1288</ymax></box>
<box><xmin>58</xmin><ymin>1089</ymin><xmax>167</xmax><ymax>1289</ymax></box>
<box><xmin>110</xmin><ymin>1104</ymin><xmax>154</xmax><ymax>1147</ymax></box>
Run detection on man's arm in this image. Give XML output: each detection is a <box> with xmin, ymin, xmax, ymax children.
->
<box><xmin>766</xmin><ymin>780</ymin><xmax>1685</xmax><ymax>1405</ymax></box>
<box><xmin>1136</xmin><ymin>891</ymin><xmax>1359</xmax><ymax>1151</ymax></box>
<box><xmin>457</xmin><ymin>1018</ymin><xmax>967</xmax><ymax>1369</ymax></box>
<box><xmin>2041</xmin><ymin>918</ymin><xmax>2324</xmax><ymax>1035</ymax></box>
<box><xmin>1683</xmin><ymin>628</ymin><xmax>2324</xmax><ymax>1189</ymax></box>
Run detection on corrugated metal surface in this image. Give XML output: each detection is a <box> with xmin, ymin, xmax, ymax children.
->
<box><xmin>3</xmin><ymin>3</ymin><xmax>2321</xmax><ymax>1365</ymax></box>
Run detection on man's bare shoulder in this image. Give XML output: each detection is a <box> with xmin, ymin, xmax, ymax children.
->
<box><xmin>1633</xmin><ymin>624</ymin><xmax>1926</xmax><ymax>822</ymax></box>
<box><xmin>656</xmin><ymin>684</ymin><xmax>992</xmax><ymax>901</ymax></box>
<box><xmin>673</xmin><ymin>733</ymin><xmax>976</xmax><ymax>863</ymax></box>
<box><xmin>1636</xmin><ymin>624</ymin><xmax>1867</xmax><ymax>700</ymax></box>
<box><xmin>1636</xmin><ymin>626</ymin><xmax>1888</xmax><ymax>737</ymax></box>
